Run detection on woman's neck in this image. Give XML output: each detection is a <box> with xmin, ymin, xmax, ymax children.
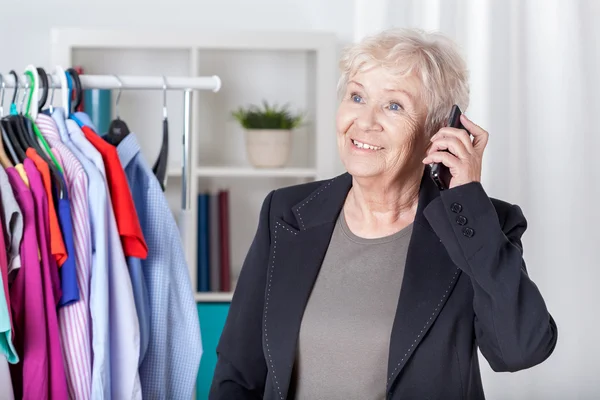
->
<box><xmin>344</xmin><ymin>168</ymin><xmax>423</xmax><ymax>238</ymax></box>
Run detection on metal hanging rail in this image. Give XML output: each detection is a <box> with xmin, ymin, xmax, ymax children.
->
<box><xmin>2</xmin><ymin>73</ymin><xmax>221</xmax><ymax>92</ymax></box>
<box><xmin>0</xmin><ymin>72</ymin><xmax>221</xmax><ymax>236</ymax></box>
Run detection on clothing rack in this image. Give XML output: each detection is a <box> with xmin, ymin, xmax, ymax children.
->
<box><xmin>1</xmin><ymin>72</ymin><xmax>221</xmax><ymax>217</ymax></box>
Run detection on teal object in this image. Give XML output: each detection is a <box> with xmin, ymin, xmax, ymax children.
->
<box><xmin>196</xmin><ymin>302</ymin><xmax>230</xmax><ymax>399</ymax></box>
<box><xmin>83</xmin><ymin>89</ymin><xmax>112</xmax><ymax>135</ymax></box>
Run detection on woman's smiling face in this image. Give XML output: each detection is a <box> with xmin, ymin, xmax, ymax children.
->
<box><xmin>336</xmin><ymin>66</ymin><xmax>429</xmax><ymax>181</ymax></box>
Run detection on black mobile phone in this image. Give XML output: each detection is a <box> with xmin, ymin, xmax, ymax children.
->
<box><xmin>430</xmin><ymin>105</ymin><xmax>465</xmax><ymax>190</ymax></box>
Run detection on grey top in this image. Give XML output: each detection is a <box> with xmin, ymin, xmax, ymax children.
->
<box><xmin>0</xmin><ymin>166</ymin><xmax>23</xmax><ymax>277</ymax></box>
<box><xmin>291</xmin><ymin>209</ymin><xmax>413</xmax><ymax>400</ymax></box>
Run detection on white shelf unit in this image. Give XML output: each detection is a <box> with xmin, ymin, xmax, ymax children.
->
<box><xmin>51</xmin><ymin>28</ymin><xmax>340</xmax><ymax>304</ymax></box>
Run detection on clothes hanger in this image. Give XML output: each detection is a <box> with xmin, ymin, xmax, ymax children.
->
<box><xmin>23</xmin><ymin>68</ymin><xmax>63</xmax><ymax>173</ymax></box>
<box><xmin>23</xmin><ymin>68</ymin><xmax>45</xmax><ymax>147</ymax></box>
<box><xmin>13</xmin><ymin>76</ymin><xmax>38</xmax><ymax>151</ymax></box>
<box><xmin>3</xmin><ymin>71</ymin><xmax>29</xmax><ymax>162</ymax></box>
<box><xmin>65</xmin><ymin>68</ymin><xmax>87</xmax><ymax>128</ymax></box>
<box><xmin>104</xmin><ymin>74</ymin><xmax>131</xmax><ymax>145</ymax></box>
<box><xmin>0</xmin><ymin>74</ymin><xmax>14</xmax><ymax>168</ymax></box>
<box><xmin>152</xmin><ymin>75</ymin><xmax>169</xmax><ymax>191</ymax></box>
<box><xmin>66</xmin><ymin>68</ymin><xmax>83</xmax><ymax>113</ymax></box>
<box><xmin>22</xmin><ymin>69</ymin><xmax>66</xmax><ymax>199</ymax></box>
<box><xmin>0</xmin><ymin>71</ymin><xmax>25</xmax><ymax>163</ymax></box>
<box><xmin>53</xmin><ymin>65</ymin><xmax>70</xmax><ymax>113</ymax></box>
<box><xmin>45</xmin><ymin>73</ymin><xmax>56</xmax><ymax>115</ymax></box>
<box><xmin>37</xmin><ymin>67</ymin><xmax>49</xmax><ymax>113</ymax></box>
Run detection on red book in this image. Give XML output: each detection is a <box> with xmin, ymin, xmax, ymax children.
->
<box><xmin>218</xmin><ymin>190</ymin><xmax>231</xmax><ymax>292</ymax></box>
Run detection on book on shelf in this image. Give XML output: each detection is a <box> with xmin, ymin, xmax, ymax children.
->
<box><xmin>197</xmin><ymin>190</ymin><xmax>231</xmax><ymax>293</ymax></box>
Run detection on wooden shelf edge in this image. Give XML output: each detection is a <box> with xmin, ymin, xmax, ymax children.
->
<box><xmin>195</xmin><ymin>166</ymin><xmax>318</xmax><ymax>178</ymax></box>
<box><xmin>195</xmin><ymin>292</ymin><xmax>234</xmax><ymax>303</ymax></box>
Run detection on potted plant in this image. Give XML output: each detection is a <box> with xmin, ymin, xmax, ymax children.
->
<box><xmin>232</xmin><ymin>101</ymin><xmax>304</xmax><ymax>168</ymax></box>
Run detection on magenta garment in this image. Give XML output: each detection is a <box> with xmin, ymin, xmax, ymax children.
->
<box><xmin>6</xmin><ymin>166</ymin><xmax>49</xmax><ymax>400</ymax></box>
<box><xmin>22</xmin><ymin>159</ymin><xmax>69</xmax><ymax>400</ymax></box>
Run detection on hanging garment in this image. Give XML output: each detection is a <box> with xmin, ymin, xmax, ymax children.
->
<box><xmin>81</xmin><ymin>125</ymin><xmax>148</xmax><ymax>259</ymax></box>
<box><xmin>22</xmin><ymin>159</ymin><xmax>69</xmax><ymax>399</ymax></box>
<box><xmin>0</xmin><ymin>167</ymin><xmax>23</xmax><ymax>279</ymax></box>
<box><xmin>1</xmin><ymin>124</ymin><xmax>19</xmax><ymax>167</ymax></box>
<box><xmin>73</xmin><ymin>114</ymin><xmax>150</xmax><ymax>364</ymax></box>
<box><xmin>0</xmin><ymin>211</ymin><xmax>17</xmax><ymax>365</ymax></box>
<box><xmin>37</xmin><ymin>113</ymin><xmax>93</xmax><ymax>400</ymax></box>
<box><xmin>6</xmin><ymin>166</ymin><xmax>50</xmax><ymax>399</ymax></box>
<box><xmin>0</xmin><ymin>355</ymin><xmax>15</xmax><ymax>400</ymax></box>
<box><xmin>63</xmin><ymin>116</ymin><xmax>142</xmax><ymax>400</ymax></box>
<box><xmin>26</xmin><ymin>148</ymin><xmax>78</xmax><ymax>307</ymax></box>
<box><xmin>151</xmin><ymin>117</ymin><xmax>169</xmax><ymax>191</ymax></box>
<box><xmin>51</xmin><ymin>109</ymin><xmax>108</xmax><ymax>399</ymax></box>
<box><xmin>25</xmin><ymin>148</ymin><xmax>68</xmax><ymax>268</ymax></box>
<box><xmin>117</xmin><ymin>133</ymin><xmax>202</xmax><ymax>399</ymax></box>
<box><xmin>22</xmin><ymin>158</ymin><xmax>62</xmax><ymax>305</ymax></box>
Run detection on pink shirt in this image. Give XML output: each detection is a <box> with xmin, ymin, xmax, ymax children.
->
<box><xmin>23</xmin><ymin>159</ymin><xmax>69</xmax><ymax>400</ymax></box>
<box><xmin>7</xmin><ymin>162</ymin><xmax>70</xmax><ymax>400</ymax></box>
<box><xmin>6</xmin><ymin>166</ymin><xmax>49</xmax><ymax>399</ymax></box>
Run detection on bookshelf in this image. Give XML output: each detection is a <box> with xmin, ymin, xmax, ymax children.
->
<box><xmin>51</xmin><ymin>28</ymin><xmax>340</xmax><ymax>303</ymax></box>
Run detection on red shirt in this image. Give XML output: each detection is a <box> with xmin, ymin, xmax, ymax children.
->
<box><xmin>82</xmin><ymin>126</ymin><xmax>148</xmax><ymax>259</ymax></box>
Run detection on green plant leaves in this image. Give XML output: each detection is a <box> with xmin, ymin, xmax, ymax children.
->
<box><xmin>232</xmin><ymin>100</ymin><xmax>305</xmax><ymax>130</ymax></box>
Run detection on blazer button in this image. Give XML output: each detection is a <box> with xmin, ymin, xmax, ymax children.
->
<box><xmin>456</xmin><ymin>215</ymin><xmax>468</xmax><ymax>226</ymax></box>
<box><xmin>450</xmin><ymin>202</ymin><xmax>462</xmax><ymax>213</ymax></box>
<box><xmin>462</xmin><ymin>227</ymin><xmax>475</xmax><ymax>237</ymax></box>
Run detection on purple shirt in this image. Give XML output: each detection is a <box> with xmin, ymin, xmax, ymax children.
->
<box><xmin>6</xmin><ymin>166</ymin><xmax>49</xmax><ymax>399</ymax></box>
<box><xmin>20</xmin><ymin>160</ymin><xmax>69</xmax><ymax>399</ymax></box>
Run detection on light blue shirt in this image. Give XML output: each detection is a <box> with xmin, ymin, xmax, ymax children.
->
<box><xmin>117</xmin><ymin>133</ymin><xmax>202</xmax><ymax>399</ymax></box>
<box><xmin>52</xmin><ymin>109</ymin><xmax>111</xmax><ymax>398</ymax></box>
<box><xmin>73</xmin><ymin>112</ymin><xmax>150</xmax><ymax>365</ymax></box>
<box><xmin>65</xmin><ymin>118</ymin><xmax>142</xmax><ymax>399</ymax></box>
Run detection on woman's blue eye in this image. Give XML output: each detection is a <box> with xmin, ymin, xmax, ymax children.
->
<box><xmin>352</xmin><ymin>94</ymin><xmax>362</xmax><ymax>103</ymax></box>
<box><xmin>389</xmin><ymin>102</ymin><xmax>401</xmax><ymax>111</ymax></box>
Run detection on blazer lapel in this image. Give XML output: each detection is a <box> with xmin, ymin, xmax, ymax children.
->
<box><xmin>263</xmin><ymin>173</ymin><xmax>352</xmax><ymax>399</ymax></box>
<box><xmin>386</xmin><ymin>171</ymin><xmax>462</xmax><ymax>391</ymax></box>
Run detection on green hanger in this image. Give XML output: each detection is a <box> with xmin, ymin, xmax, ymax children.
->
<box><xmin>24</xmin><ymin>70</ymin><xmax>63</xmax><ymax>173</ymax></box>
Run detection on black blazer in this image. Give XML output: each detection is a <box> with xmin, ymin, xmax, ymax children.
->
<box><xmin>209</xmin><ymin>168</ymin><xmax>558</xmax><ymax>400</ymax></box>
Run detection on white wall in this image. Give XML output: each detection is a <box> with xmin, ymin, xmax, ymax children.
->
<box><xmin>0</xmin><ymin>0</ymin><xmax>354</xmax><ymax>75</ymax></box>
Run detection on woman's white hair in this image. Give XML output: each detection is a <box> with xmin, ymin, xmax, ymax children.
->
<box><xmin>337</xmin><ymin>27</ymin><xmax>470</xmax><ymax>137</ymax></box>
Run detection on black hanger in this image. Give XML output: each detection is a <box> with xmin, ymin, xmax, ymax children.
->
<box><xmin>37</xmin><ymin>67</ymin><xmax>49</xmax><ymax>112</ymax></box>
<box><xmin>0</xmin><ymin>74</ymin><xmax>15</xmax><ymax>167</ymax></box>
<box><xmin>0</xmin><ymin>123</ymin><xmax>18</xmax><ymax>165</ymax></box>
<box><xmin>152</xmin><ymin>76</ymin><xmax>169</xmax><ymax>191</ymax></box>
<box><xmin>66</xmin><ymin>67</ymin><xmax>82</xmax><ymax>113</ymax></box>
<box><xmin>17</xmin><ymin>71</ymin><xmax>50</xmax><ymax>158</ymax></box>
<box><xmin>1</xmin><ymin>71</ymin><xmax>26</xmax><ymax>163</ymax></box>
<box><xmin>32</xmin><ymin>68</ymin><xmax>66</xmax><ymax>199</ymax></box>
<box><xmin>104</xmin><ymin>75</ymin><xmax>130</xmax><ymax>145</ymax></box>
<box><xmin>15</xmin><ymin>69</ymin><xmax>66</xmax><ymax>199</ymax></box>
<box><xmin>12</xmin><ymin>72</ymin><xmax>38</xmax><ymax>150</ymax></box>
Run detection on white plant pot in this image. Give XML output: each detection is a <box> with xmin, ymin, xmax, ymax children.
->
<box><xmin>244</xmin><ymin>129</ymin><xmax>292</xmax><ymax>168</ymax></box>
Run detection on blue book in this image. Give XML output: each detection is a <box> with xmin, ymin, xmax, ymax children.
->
<box><xmin>197</xmin><ymin>193</ymin><xmax>211</xmax><ymax>292</ymax></box>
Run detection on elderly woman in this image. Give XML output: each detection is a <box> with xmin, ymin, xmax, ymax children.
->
<box><xmin>209</xmin><ymin>28</ymin><xmax>557</xmax><ymax>400</ymax></box>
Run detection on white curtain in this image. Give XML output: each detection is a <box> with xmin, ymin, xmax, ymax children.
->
<box><xmin>354</xmin><ymin>0</ymin><xmax>600</xmax><ymax>398</ymax></box>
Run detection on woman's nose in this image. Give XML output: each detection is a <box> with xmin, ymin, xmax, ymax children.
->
<box><xmin>355</xmin><ymin>105</ymin><xmax>382</xmax><ymax>132</ymax></box>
